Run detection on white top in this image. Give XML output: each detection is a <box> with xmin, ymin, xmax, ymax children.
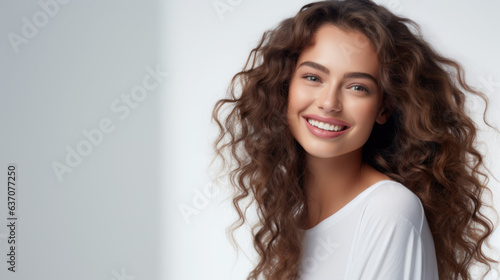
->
<box><xmin>299</xmin><ymin>180</ymin><xmax>439</xmax><ymax>280</ymax></box>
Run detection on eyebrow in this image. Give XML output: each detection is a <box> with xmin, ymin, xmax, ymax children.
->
<box><xmin>297</xmin><ymin>61</ymin><xmax>379</xmax><ymax>85</ymax></box>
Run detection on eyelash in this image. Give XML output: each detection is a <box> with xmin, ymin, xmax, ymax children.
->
<box><xmin>301</xmin><ymin>74</ymin><xmax>370</xmax><ymax>93</ymax></box>
<box><xmin>303</xmin><ymin>74</ymin><xmax>321</xmax><ymax>83</ymax></box>
<box><xmin>350</xmin><ymin>85</ymin><xmax>370</xmax><ymax>93</ymax></box>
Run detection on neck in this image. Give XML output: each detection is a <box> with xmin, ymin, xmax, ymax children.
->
<box><xmin>305</xmin><ymin>149</ymin><xmax>364</xmax><ymax>191</ymax></box>
<box><xmin>303</xmin><ymin>148</ymin><xmax>369</xmax><ymax>228</ymax></box>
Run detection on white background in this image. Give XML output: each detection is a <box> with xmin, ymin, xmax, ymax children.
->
<box><xmin>1</xmin><ymin>0</ymin><xmax>499</xmax><ymax>279</ymax></box>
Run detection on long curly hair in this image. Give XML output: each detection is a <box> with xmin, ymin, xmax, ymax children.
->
<box><xmin>211</xmin><ymin>0</ymin><xmax>497</xmax><ymax>279</ymax></box>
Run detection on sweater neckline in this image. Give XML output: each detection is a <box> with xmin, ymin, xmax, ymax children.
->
<box><xmin>302</xmin><ymin>179</ymin><xmax>394</xmax><ymax>234</ymax></box>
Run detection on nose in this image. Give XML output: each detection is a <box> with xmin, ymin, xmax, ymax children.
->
<box><xmin>317</xmin><ymin>85</ymin><xmax>342</xmax><ymax>112</ymax></box>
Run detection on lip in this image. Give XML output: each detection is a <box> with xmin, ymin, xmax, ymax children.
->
<box><xmin>302</xmin><ymin>114</ymin><xmax>350</xmax><ymax>139</ymax></box>
<box><xmin>303</xmin><ymin>114</ymin><xmax>350</xmax><ymax>127</ymax></box>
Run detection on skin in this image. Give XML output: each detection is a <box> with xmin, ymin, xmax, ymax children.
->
<box><xmin>286</xmin><ymin>24</ymin><xmax>392</xmax><ymax>229</ymax></box>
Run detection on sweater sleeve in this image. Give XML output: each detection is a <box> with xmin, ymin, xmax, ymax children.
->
<box><xmin>343</xmin><ymin>184</ymin><xmax>439</xmax><ymax>280</ymax></box>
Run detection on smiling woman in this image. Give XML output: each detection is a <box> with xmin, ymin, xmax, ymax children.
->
<box><xmin>287</xmin><ymin>24</ymin><xmax>387</xmax><ymax>161</ymax></box>
<box><xmin>211</xmin><ymin>0</ymin><xmax>497</xmax><ymax>279</ymax></box>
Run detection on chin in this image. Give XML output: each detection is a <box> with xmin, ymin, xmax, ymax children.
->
<box><xmin>301</xmin><ymin>145</ymin><xmax>351</xmax><ymax>159</ymax></box>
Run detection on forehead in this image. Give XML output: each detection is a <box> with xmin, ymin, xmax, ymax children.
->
<box><xmin>297</xmin><ymin>24</ymin><xmax>379</xmax><ymax>78</ymax></box>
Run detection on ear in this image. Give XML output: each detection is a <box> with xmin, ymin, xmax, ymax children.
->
<box><xmin>375</xmin><ymin>105</ymin><xmax>392</xmax><ymax>125</ymax></box>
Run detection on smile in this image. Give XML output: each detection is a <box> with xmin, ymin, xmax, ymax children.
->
<box><xmin>302</xmin><ymin>114</ymin><xmax>350</xmax><ymax>139</ymax></box>
<box><xmin>307</xmin><ymin>118</ymin><xmax>346</xmax><ymax>132</ymax></box>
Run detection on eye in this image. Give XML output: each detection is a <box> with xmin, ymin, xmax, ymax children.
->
<box><xmin>302</xmin><ymin>74</ymin><xmax>321</xmax><ymax>83</ymax></box>
<box><xmin>349</xmin><ymin>85</ymin><xmax>370</xmax><ymax>93</ymax></box>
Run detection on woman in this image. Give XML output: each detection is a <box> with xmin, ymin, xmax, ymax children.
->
<box><xmin>212</xmin><ymin>0</ymin><xmax>497</xmax><ymax>279</ymax></box>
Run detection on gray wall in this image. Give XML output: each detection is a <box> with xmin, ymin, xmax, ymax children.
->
<box><xmin>1</xmin><ymin>1</ymin><xmax>162</xmax><ymax>279</ymax></box>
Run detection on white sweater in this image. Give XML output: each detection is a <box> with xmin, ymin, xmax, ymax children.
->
<box><xmin>299</xmin><ymin>180</ymin><xmax>439</xmax><ymax>280</ymax></box>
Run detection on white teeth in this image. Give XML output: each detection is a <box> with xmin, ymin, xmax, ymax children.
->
<box><xmin>307</xmin><ymin>118</ymin><xmax>345</xmax><ymax>132</ymax></box>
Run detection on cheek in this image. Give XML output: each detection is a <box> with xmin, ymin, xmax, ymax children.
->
<box><xmin>287</xmin><ymin>83</ymin><xmax>300</xmax><ymax>115</ymax></box>
<box><xmin>286</xmin><ymin>83</ymin><xmax>305</xmax><ymax>134</ymax></box>
<box><xmin>286</xmin><ymin>94</ymin><xmax>299</xmax><ymax>129</ymax></box>
<box><xmin>344</xmin><ymin>99</ymin><xmax>381</xmax><ymax>129</ymax></box>
<box><xmin>288</xmin><ymin>84</ymin><xmax>312</xmax><ymax>113</ymax></box>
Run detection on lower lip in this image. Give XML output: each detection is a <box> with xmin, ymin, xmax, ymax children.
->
<box><xmin>304</xmin><ymin>118</ymin><xmax>349</xmax><ymax>139</ymax></box>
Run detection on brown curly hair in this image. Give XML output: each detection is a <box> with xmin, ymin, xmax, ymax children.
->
<box><xmin>211</xmin><ymin>0</ymin><xmax>498</xmax><ymax>279</ymax></box>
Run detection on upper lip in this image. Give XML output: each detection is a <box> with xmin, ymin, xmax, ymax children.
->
<box><xmin>303</xmin><ymin>114</ymin><xmax>350</xmax><ymax>127</ymax></box>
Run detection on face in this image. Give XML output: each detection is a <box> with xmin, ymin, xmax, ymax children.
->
<box><xmin>287</xmin><ymin>24</ymin><xmax>389</xmax><ymax>160</ymax></box>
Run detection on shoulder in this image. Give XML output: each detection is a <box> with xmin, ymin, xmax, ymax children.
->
<box><xmin>345</xmin><ymin>181</ymin><xmax>439</xmax><ymax>279</ymax></box>
<box><xmin>363</xmin><ymin>180</ymin><xmax>425</xmax><ymax>232</ymax></box>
